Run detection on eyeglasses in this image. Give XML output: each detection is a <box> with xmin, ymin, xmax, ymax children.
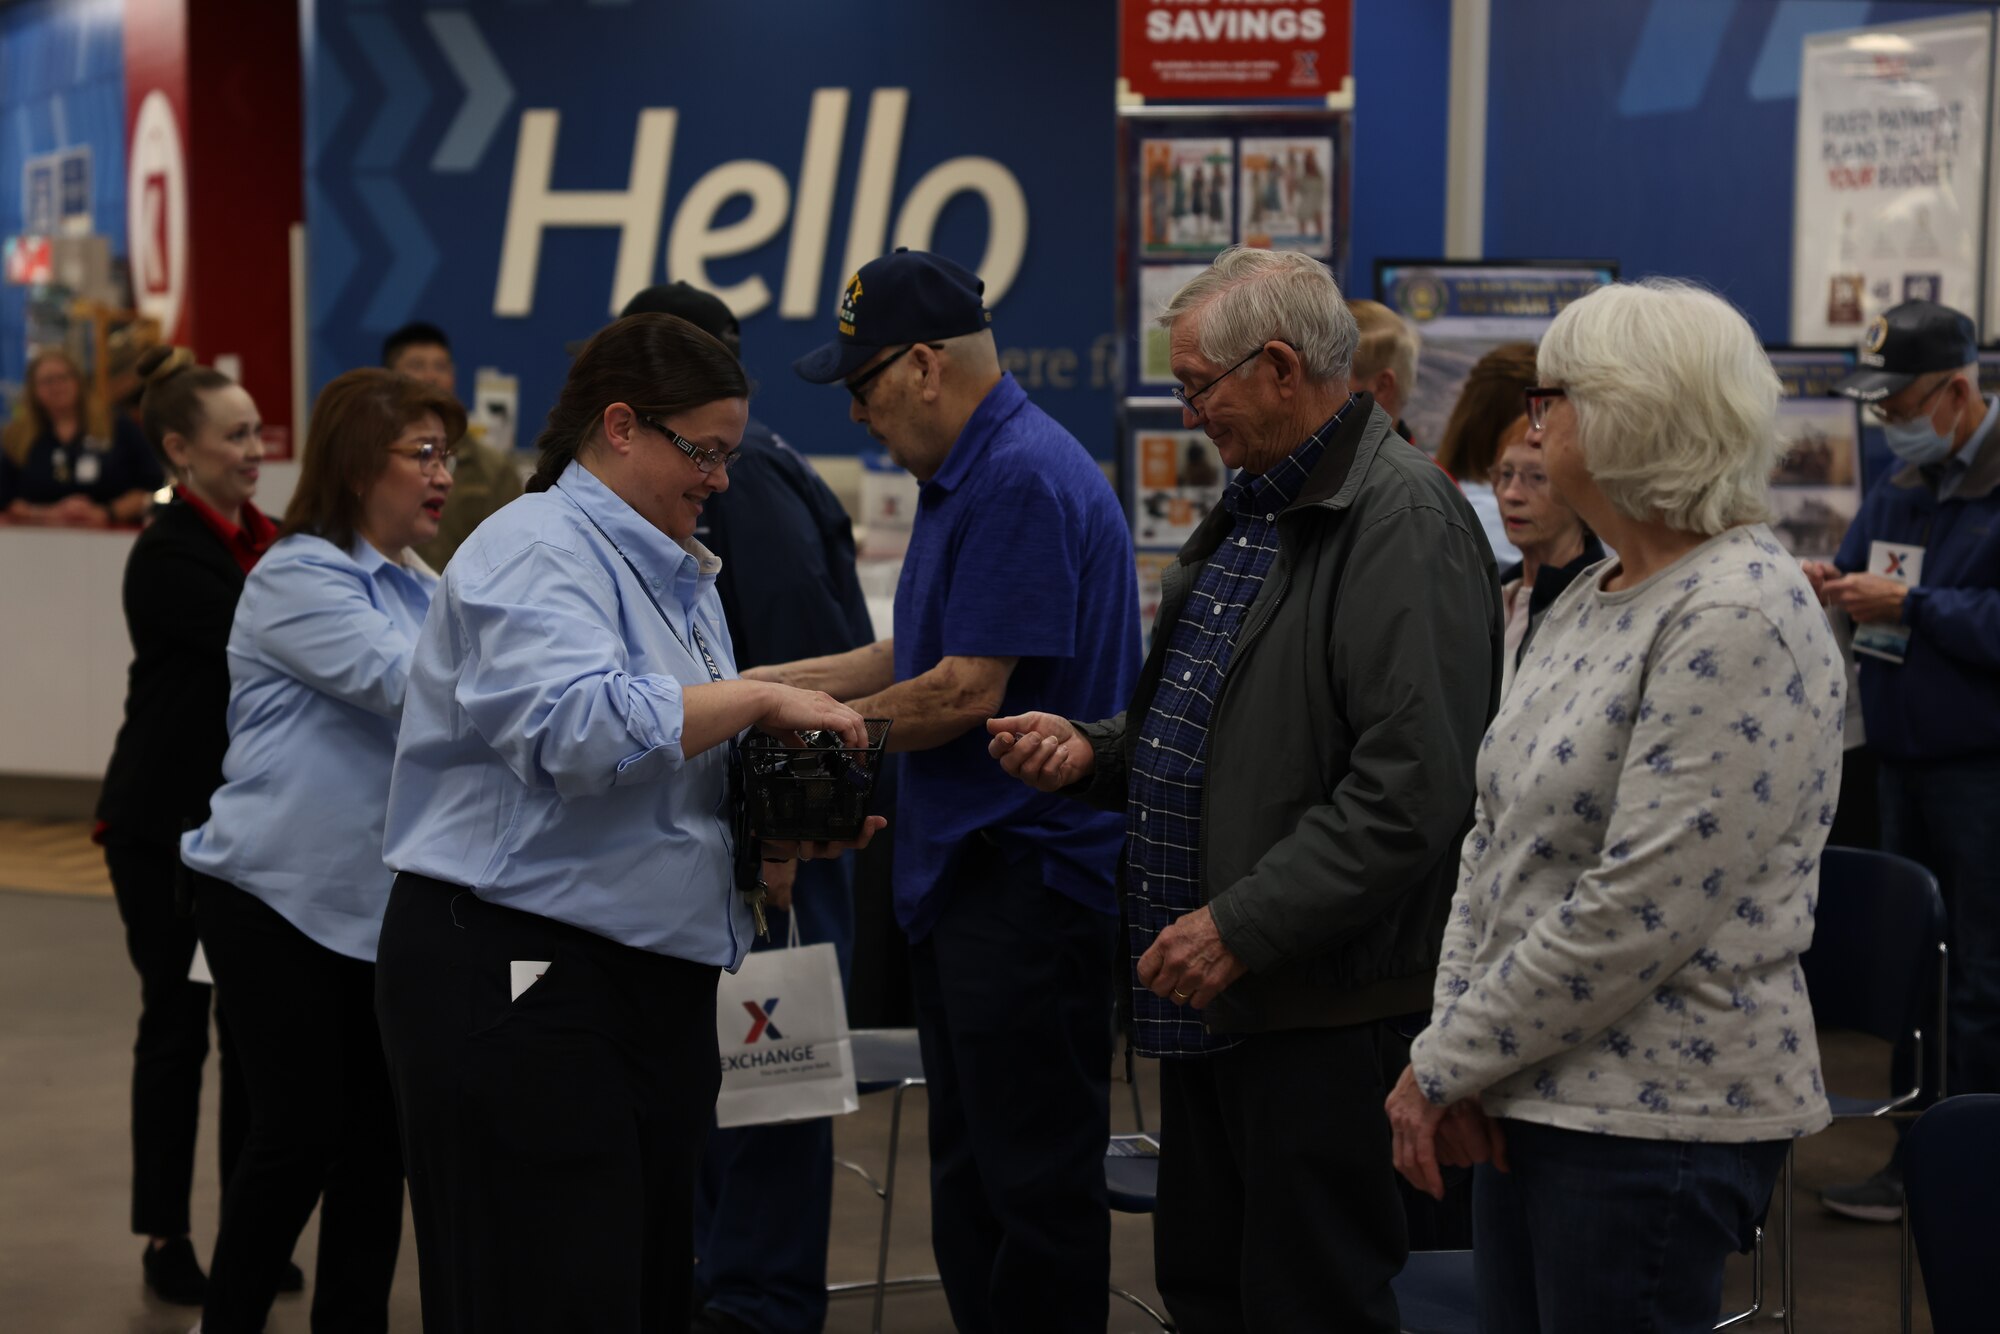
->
<box><xmin>388</xmin><ymin>442</ymin><xmax>457</xmax><ymax>476</ymax></box>
<box><xmin>1493</xmin><ymin>465</ymin><xmax>1551</xmax><ymax>492</ymax></box>
<box><xmin>638</xmin><ymin>415</ymin><xmax>743</xmax><ymax>474</ymax></box>
<box><xmin>845</xmin><ymin>343</ymin><xmax>944</xmax><ymax>405</ymax></box>
<box><xmin>1523</xmin><ymin>387</ymin><xmax>1568</xmax><ymax>433</ymax></box>
<box><xmin>1172</xmin><ymin>342</ymin><xmax>1287</xmax><ymax>415</ymax></box>
<box><xmin>1866</xmin><ymin>374</ymin><xmax>1954</xmax><ymax>427</ymax></box>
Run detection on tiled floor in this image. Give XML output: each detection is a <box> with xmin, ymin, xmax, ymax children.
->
<box><xmin>0</xmin><ymin>834</ymin><xmax>1933</xmax><ymax>1332</ymax></box>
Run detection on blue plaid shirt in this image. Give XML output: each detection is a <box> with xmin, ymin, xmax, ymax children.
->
<box><xmin>1126</xmin><ymin>404</ymin><xmax>1351</xmax><ymax>1057</ymax></box>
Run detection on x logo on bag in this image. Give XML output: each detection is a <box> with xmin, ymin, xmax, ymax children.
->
<box><xmin>742</xmin><ymin>998</ymin><xmax>784</xmax><ymax>1043</ymax></box>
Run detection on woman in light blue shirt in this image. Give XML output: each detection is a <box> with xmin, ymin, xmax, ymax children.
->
<box><xmin>180</xmin><ymin>369</ymin><xmax>462</xmax><ymax>1334</ymax></box>
<box><xmin>376</xmin><ymin>313</ymin><xmax>879</xmax><ymax>1333</ymax></box>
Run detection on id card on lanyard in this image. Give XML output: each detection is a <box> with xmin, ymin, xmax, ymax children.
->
<box><xmin>565</xmin><ymin>487</ymin><xmax>771</xmax><ymax>937</ymax></box>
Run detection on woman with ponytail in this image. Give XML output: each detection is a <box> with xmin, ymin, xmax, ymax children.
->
<box><xmin>377</xmin><ymin>313</ymin><xmax>883</xmax><ymax>1332</ymax></box>
<box><xmin>95</xmin><ymin>347</ymin><xmax>274</xmax><ymax>1305</ymax></box>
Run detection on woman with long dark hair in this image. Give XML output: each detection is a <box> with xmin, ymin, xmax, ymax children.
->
<box><xmin>180</xmin><ymin>368</ymin><xmax>463</xmax><ymax>1334</ymax></box>
<box><xmin>377</xmin><ymin>313</ymin><xmax>880</xmax><ymax>1332</ymax></box>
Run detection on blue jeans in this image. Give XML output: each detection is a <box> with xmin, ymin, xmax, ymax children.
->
<box><xmin>694</xmin><ymin>857</ymin><xmax>855</xmax><ymax>1333</ymax></box>
<box><xmin>1880</xmin><ymin>755</ymin><xmax>2000</xmax><ymax>1098</ymax></box>
<box><xmin>1472</xmin><ymin>1120</ymin><xmax>1786</xmax><ymax>1334</ymax></box>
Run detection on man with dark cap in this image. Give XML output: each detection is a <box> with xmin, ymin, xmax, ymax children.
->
<box><xmin>1808</xmin><ymin>300</ymin><xmax>2000</xmax><ymax>1222</ymax></box>
<box><xmin>612</xmin><ymin>283</ymin><xmax>875</xmax><ymax>1334</ymax></box>
<box><xmin>744</xmin><ymin>249</ymin><xmax>1139</xmax><ymax>1332</ymax></box>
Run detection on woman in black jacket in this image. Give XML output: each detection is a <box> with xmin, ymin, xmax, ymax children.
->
<box><xmin>95</xmin><ymin>347</ymin><xmax>276</xmax><ymax>1304</ymax></box>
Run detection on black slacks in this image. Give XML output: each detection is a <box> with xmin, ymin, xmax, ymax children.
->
<box><xmin>195</xmin><ymin>874</ymin><xmax>403</xmax><ymax>1334</ymax></box>
<box><xmin>1155</xmin><ymin>1025</ymin><xmax>1408</xmax><ymax>1333</ymax></box>
<box><xmin>105</xmin><ymin>839</ymin><xmax>247</xmax><ymax>1238</ymax></box>
<box><xmin>908</xmin><ymin>847</ymin><xmax>1117</xmax><ymax>1334</ymax></box>
<box><xmin>376</xmin><ymin>872</ymin><xmax>722</xmax><ymax>1334</ymax></box>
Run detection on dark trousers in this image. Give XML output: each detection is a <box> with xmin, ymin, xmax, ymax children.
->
<box><xmin>1472</xmin><ymin>1120</ymin><xmax>1786</xmax><ymax>1334</ymax></box>
<box><xmin>1880</xmin><ymin>754</ymin><xmax>2000</xmax><ymax>1099</ymax></box>
<box><xmin>105</xmin><ymin>840</ymin><xmax>247</xmax><ymax>1238</ymax></box>
<box><xmin>695</xmin><ymin>857</ymin><xmax>855</xmax><ymax>1333</ymax></box>
<box><xmin>194</xmin><ymin>875</ymin><xmax>403</xmax><ymax>1334</ymax></box>
<box><xmin>908</xmin><ymin>850</ymin><xmax>1116</xmax><ymax>1333</ymax></box>
<box><xmin>1829</xmin><ymin>742</ymin><xmax>1881</xmax><ymax>852</ymax></box>
<box><xmin>376</xmin><ymin>872</ymin><xmax>721</xmax><ymax>1334</ymax></box>
<box><xmin>1155</xmin><ymin>1025</ymin><xmax>1407</xmax><ymax>1334</ymax></box>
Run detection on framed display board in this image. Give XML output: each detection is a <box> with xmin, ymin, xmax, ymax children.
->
<box><xmin>1765</xmin><ymin>347</ymin><xmax>1863</xmax><ymax>561</ymax></box>
<box><xmin>1371</xmin><ymin>259</ymin><xmax>1617</xmax><ymax>452</ymax></box>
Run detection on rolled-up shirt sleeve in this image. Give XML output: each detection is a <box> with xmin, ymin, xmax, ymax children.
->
<box><xmin>451</xmin><ymin>542</ymin><xmax>690</xmax><ymax>799</ymax></box>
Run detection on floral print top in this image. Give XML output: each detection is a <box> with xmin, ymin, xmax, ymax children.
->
<box><xmin>1409</xmin><ymin>525</ymin><xmax>1840</xmax><ymax>1142</ymax></box>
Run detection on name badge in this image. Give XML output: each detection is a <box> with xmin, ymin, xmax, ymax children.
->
<box><xmin>75</xmin><ymin>452</ymin><xmax>101</xmax><ymax>486</ymax></box>
<box><xmin>1852</xmin><ymin>540</ymin><xmax>1924</xmax><ymax>664</ymax></box>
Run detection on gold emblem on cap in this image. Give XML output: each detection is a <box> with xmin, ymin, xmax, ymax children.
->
<box><xmin>838</xmin><ymin>274</ymin><xmax>862</xmax><ymax>337</ymax></box>
<box><xmin>1864</xmin><ymin>315</ymin><xmax>1889</xmax><ymax>354</ymax></box>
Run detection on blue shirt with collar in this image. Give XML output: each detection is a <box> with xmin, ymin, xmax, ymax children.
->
<box><xmin>1836</xmin><ymin>393</ymin><xmax>2000</xmax><ymax>762</ymax></box>
<box><xmin>382</xmin><ymin>460</ymin><xmax>754</xmax><ymax>965</ymax></box>
<box><xmin>181</xmin><ymin>532</ymin><xmax>438</xmax><ymax>962</ymax></box>
<box><xmin>893</xmin><ymin>373</ymin><xmax>1139</xmax><ymax>939</ymax></box>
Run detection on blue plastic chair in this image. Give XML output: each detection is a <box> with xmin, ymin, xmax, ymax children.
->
<box><xmin>828</xmin><ymin>1028</ymin><xmax>938</xmax><ymax>1332</ymax></box>
<box><xmin>1904</xmin><ymin>1094</ymin><xmax>2000</xmax><ymax>1333</ymax></box>
<box><xmin>1106</xmin><ymin>1041</ymin><xmax>1176</xmax><ymax>1332</ymax></box>
<box><xmin>1799</xmin><ymin>846</ymin><xmax>1948</xmax><ymax>1334</ymax></box>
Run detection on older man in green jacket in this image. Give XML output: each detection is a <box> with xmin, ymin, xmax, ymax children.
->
<box><xmin>990</xmin><ymin>247</ymin><xmax>1500</xmax><ymax>1332</ymax></box>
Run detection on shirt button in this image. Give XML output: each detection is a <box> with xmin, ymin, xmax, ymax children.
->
<box><xmin>1140</xmin><ymin>809</ymin><xmax>1149</xmax><ymax>822</ymax></box>
<box><xmin>1266</xmin><ymin>512</ymin><xmax>1275</xmax><ymax>522</ymax></box>
<box><xmin>1214</xmin><ymin>603</ymin><xmax>1224</xmax><ymax>615</ymax></box>
<box><xmin>1237</xmin><ymin>537</ymin><xmax>1248</xmax><ymax>547</ymax></box>
<box><xmin>1150</xmin><ymin>737</ymin><xmax>1159</xmax><ymax>748</ymax></box>
<box><xmin>1182</xmin><ymin>670</ymin><xmax>1192</xmax><ymax>681</ymax></box>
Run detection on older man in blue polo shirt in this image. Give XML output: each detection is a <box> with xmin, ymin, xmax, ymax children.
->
<box><xmin>748</xmin><ymin>248</ymin><xmax>1137</xmax><ymax>1331</ymax></box>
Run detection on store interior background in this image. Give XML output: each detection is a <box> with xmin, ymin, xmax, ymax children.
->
<box><xmin>1</xmin><ymin>2</ymin><xmax>1989</xmax><ymax>1330</ymax></box>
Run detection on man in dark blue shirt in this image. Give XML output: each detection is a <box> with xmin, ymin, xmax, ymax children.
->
<box><xmin>617</xmin><ymin>284</ymin><xmax>875</xmax><ymax>1334</ymax></box>
<box><xmin>752</xmin><ymin>250</ymin><xmax>1138</xmax><ymax>1331</ymax></box>
<box><xmin>1814</xmin><ymin>300</ymin><xmax>2000</xmax><ymax>1223</ymax></box>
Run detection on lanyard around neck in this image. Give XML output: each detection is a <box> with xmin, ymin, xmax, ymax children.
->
<box><xmin>560</xmin><ymin>483</ymin><xmax>724</xmax><ymax>683</ymax></box>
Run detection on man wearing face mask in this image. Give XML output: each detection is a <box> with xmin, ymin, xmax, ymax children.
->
<box><xmin>1806</xmin><ymin>299</ymin><xmax>2000</xmax><ymax>1222</ymax></box>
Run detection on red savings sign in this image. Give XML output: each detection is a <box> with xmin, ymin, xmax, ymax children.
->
<box><xmin>1120</xmin><ymin>0</ymin><xmax>1353</xmax><ymax>106</ymax></box>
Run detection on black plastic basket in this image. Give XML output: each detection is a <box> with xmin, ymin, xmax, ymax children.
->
<box><xmin>741</xmin><ymin>719</ymin><xmax>893</xmax><ymax>841</ymax></box>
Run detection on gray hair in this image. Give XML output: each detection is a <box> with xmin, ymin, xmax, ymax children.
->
<box><xmin>1539</xmin><ymin>278</ymin><xmax>1781</xmax><ymax>535</ymax></box>
<box><xmin>1157</xmin><ymin>246</ymin><xmax>1358</xmax><ymax>384</ymax></box>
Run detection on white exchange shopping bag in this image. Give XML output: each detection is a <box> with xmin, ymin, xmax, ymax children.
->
<box><xmin>713</xmin><ymin>922</ymin><xmax>859</xmax><ymax>1128</ymax></box>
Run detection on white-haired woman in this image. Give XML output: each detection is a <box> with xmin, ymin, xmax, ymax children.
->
<box><xmin>1386</xmin><ymin>280</ymin><xmax>1843</xmax><ymax>1333</ymax></box>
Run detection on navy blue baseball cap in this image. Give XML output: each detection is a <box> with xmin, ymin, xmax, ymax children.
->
<box><xmin>1833</xmin><ymin>300</ymin><xmax>1979</xmax><ymax>402</ymax></box>
<box><xmin>793</xmin><ymin>247</ymin><xmax>991</xmax><ymax>384</ymax></box>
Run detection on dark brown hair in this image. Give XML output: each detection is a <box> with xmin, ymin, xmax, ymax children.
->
<box><xmin>283</xmin><ymin>369</ymin><xmax>467</xmax><ymax>548</ymax></box>
<box><xmin>1434</xmin><ymin>341</ymin><xmax>1540</xmax><ymax>485</ymax></box>
<box><xmin>528</xmin><ymin>313</ymin><xmax>749</xmax><ymax>493</ymax></box>
<box><xmin>133</xmin><ymin>346</ymin><xmax>237</xmax><ymax>470</ymax></box>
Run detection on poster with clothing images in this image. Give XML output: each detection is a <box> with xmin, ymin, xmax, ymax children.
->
<box><xmin>1137</xmin><ymin>264</ymin><xmax>1211</xmax><ymax>384</ymax></box>
<box><xmin>1792</xmin><ymin>12</ymin><xmax>1992</xmax><ymax>345</ymax></box>
<box><xmin>1239</xmin><ymin>137</ymin><xmax>1334</xmax><ymax>258</ymax></box>
<box><xmin>1140</xmin><ymin>138</ymin><xmax>1233</xmax><ymax>257</ymax></box>
<box><xmin>1766</xmin><ymin>350</ymin><xmax>1864</xmax><ymax>561</ymax></box>
<box><xmin>1130</xmin><ymin>428</ymin><xmax>1228</xmax><ymax>548</ymax></box>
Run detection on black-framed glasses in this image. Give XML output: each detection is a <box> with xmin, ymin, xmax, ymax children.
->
<box><xmin>1524</xmin><ymin>386</ymin><xmax>1568</xmax><ymax>433</ymax></box>
<box><xmin>1866</xmin><ymin>374</ymin><xmax>1955</xmax><ymax>427</ymax></box>
<box><xmin>845</xmin><ymin>342</ymin><xmax>944</xmax><ymax>405</ymax></box>
<box><xmin>387</xmin><ymin>442</ymin><xmax>458</xmax><ymax>476</ymax></box>
<box><xmin>1172</xmin><ymin>342</ymin><xmax>1286</xmax><ymax>414</ymax></box>
<box><xmin>638</xmin><ymin>415</ymin><xmax>742</xmax><ymax>474</ymax></box>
